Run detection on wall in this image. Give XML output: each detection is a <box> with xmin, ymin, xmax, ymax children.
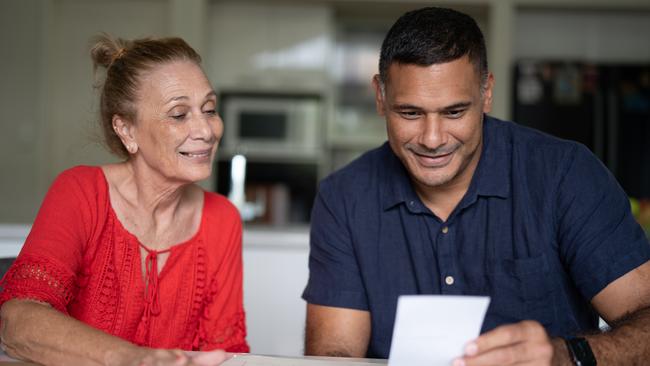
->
<box><xmin>43</xmin><ymin>0</ymin><xmax>167</xmax><ymax>183</ymax></box>
<box><xmin>0</xmin><ymin>0</ymin><xmax>168</xmax><ymax>223</ymax></box>
<box><xmin>0</xmin><ymin>0</ymin><xmax>47</xmax><ymax>222</ymax></box>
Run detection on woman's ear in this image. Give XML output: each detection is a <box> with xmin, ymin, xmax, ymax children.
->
<box><xmin>112</xmin><ymin>115</ymin><xmax>138</xmax><ymax>154</ymax></box>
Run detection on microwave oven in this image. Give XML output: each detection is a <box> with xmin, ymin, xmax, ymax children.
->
<box><xmin>221</xmin><ymin>95</ymin><xmax>322</xmax><ymax>158</ymax></box>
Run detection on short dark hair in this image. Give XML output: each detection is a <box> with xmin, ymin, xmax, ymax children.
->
<box><xmin>90</xmin><ymin>34</ymin><xmax>202</xmax><ymax>159</ymax></box>
<box><xmin>378</xmin><ymin>7</ymin><xmax>488</xmax><ymax>87</ymax></box>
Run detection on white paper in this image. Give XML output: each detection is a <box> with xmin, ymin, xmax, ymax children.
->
<box><xmin>221</xmin><ymin>354</ymin><xmax>387</xmax><ymax>366</ymax></box>
<box><xmin>388</xmin><ymin>295</ymin><xmax>490</xmax><ymax>366</ymax></box>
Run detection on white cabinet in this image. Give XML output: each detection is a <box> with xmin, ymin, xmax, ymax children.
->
<box><xmin>242</xmin><ymin>227</ymin><xmax>310</xmax><ymax>356</ymax></box>
<box><xmin>206</xmin><ymin>2</ymin><xmax>334</xmax><ymax>93</ymax></box>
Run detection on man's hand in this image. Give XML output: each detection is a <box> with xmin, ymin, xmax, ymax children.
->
<box><xmin>452</xmin><ymin>320</ymin><xmax>566</xmax><ymax>366</ymax></box>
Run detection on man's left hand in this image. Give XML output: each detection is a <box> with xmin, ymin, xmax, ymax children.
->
<box><xmin>453</xmin><ymin>320</ymin><xmax>558</xmax><ymax>366</ymax></box>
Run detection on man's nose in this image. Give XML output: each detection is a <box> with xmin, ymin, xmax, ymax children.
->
<box><xmin>418</xmin><ymin>115</ymin><xmax>446</xmax><ymax>149</ymax></box>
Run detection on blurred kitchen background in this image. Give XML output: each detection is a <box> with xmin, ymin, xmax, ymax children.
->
<box><xmin>1</xmin><ymin>0</ymin><xmax>650</xmax><ymax>357</ymax></box>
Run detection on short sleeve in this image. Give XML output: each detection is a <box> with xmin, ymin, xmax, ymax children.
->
<box><xmin>556</xmin><ymin>144</ymin><xmax>650</xmax><ymax>300</ymax></box>
<box><xmin>302</xmin><ymin>179</ymin><xmax>369</xmax><ymax>310</ymax></box>
<box><xmin>195</xmin><ymin>205</ymin><xmax>249</xmax><ymax>353</ymax></box>
<box><xmin>0</xmin><ymin>168</ymin><xmax>96</xmax><ymax>313</ymax></box>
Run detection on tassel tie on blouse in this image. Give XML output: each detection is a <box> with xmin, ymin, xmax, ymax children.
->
<box><xmin>139</xmin><ymin>243</ymin><xmax>171</xmax><ymax>345</ymax></box>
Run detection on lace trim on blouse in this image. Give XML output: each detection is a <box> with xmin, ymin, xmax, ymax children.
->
<box><xmin>194</xmin><ymin>259</ymin><xmax>248</xmax><ymax>352</ymax></box>
<box><xmin>184</xmin><ymin>243</ymin><xmax>207</xmax><ymax>349</ymax></box>
<box><xmin>0</xmin><ymin>254</ymin><xmax>76</xmax><ymax>313</ymax></box>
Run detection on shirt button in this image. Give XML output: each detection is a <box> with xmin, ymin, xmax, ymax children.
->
<box><xmin>445</xmin><ymin>276</ymin><xmax>455</xmax><ymax>285</ymax></box>
<box><xmin>441</xmin><ymin>226</ymin><xmax>449</xmax><ymax>234</ymax></box>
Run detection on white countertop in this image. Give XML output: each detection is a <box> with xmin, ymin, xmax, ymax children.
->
<box><xmin>0</xmin><ymin>224</ymin><xmax>30</xmax><ymax>258</ymax></box>
<box><xmin>243</xmin><ymin>225</ymin><xmax>309</xmax><ymax>249</ymax></box>
<box><xmin>0</xmin><ymin>223</ymin><xmax>310</xmax><ymax>258</ymax></box>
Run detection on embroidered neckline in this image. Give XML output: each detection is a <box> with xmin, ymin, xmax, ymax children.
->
<box><xmin>96</xmin><ymin>165</ymin><xmax>208</xmax><ymax>251</ymax></box>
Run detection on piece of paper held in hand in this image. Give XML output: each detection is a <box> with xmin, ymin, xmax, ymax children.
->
<box><xmin>388</xmin><ymin>295</ymin><xmax>490</xmax><ymax>366</ymax></box>
<box><xmin>221</xmin><ymin>354</ymin><xmax>387</xmax><ymax>365</ymax></box>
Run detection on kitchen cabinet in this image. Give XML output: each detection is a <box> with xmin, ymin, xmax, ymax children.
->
<box><xmin>207</xmin><ymin>2</ymin><xmax>334</xmax><ymax>219</ymax></box>
<box><xmin>242</xmin><ymin>227</ymin><xmax>309</xmax><ymax>356</ymax></box>
<box><xmin>327</xmin><ymin>23</ymin><xmax>389</xmax><ymax>170</ymax></box>
<box><xmin>206</xmin><ymin>2</ymin><xmax>334</xmax><ymax>94</ymax></box>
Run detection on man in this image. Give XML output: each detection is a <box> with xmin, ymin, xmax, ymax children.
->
<box><xmin>302</xmin><ymin>6</ymin><xmax>650</xmax><ymax>366</ymax></box>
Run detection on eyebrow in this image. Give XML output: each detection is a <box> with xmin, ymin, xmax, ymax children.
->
<box><xmin>205</xmin><ymin>90</ymin><xmax>217</xmax><ymax>100</ymax></box>
<box><xmin>391</xmin><ymin>103</ymin><xmax>423</xmax><ymax>111</ymax></box>
<box><xmin>165</xmin><ymin>95</ymin><xmax>189</xmax><ymax>105</ymax></box>
<box><xmin>440</xmin><ymin>102</ymin><xmax>472</xmax><ymax>111</ymax></box>
<box><xmin>164</xmin><ymin>90</ymin><xmax>218</xmax><ymax>105</ymax></box>
<box><xmin>391</xmin><ymin>101</ymin><xmax>472</xmax><ymax>112</ymax></box>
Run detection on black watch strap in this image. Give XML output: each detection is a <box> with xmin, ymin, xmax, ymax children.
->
<box><xmin>564</xmin><ymin>337</ymin><xmax>597</xmax><ymax>366</ymax></box>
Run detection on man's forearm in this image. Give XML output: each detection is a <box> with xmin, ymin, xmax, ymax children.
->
<box><xmin>551</xmin><ymin>306</ymin><xmax>650</xmax><ymax>365</ymax></box>
<box><xmin>588</xmin><ymin>305</ymin><xmax>650</xmax><ymax>365</ymax></box>
<box><xmin>304</xmin><ymin>304</ymin><xmax>371</xmax><ymax>358</ymax></box>
<box><xmin>304</xmin><ymin>324</ymin><xmax>367</xmax><ymax>358</ymax></box>
<box><xmin>550</xmin><ymin>338</ymin><xmax>573</xmax><ymax>366</ymax></box>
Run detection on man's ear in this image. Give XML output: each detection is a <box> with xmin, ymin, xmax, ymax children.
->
<box><xmin>482</xmin><ymin>72</ymin><xmax>495</xmax><ymax>114</ymax></box>
<box><xmin>372</xmin><ymin>74</ymin><xmax>387</xmax><ymax>117</ymax></box>
<box><xmin>112</xmin><ymin>115</ymin><xmax>138</xmax><ymax>154</ymax></box>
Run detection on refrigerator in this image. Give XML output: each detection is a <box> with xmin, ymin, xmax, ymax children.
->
<box><xmin>513</xmin><ymin>61</ymin><xmax>650</xmax><ymax>233</ymax></box>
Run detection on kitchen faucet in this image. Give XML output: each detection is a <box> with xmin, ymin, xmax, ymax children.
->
<box><xmin>227</xmin><ymin>154</ymin><xmax>265</xmax><ymax>221</ymax></box>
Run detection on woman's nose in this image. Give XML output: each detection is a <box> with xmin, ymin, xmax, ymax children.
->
<box><xmin>190</xmin><ymin>113</ymin><xmax>215</xmax><ymax>141</ymax></box>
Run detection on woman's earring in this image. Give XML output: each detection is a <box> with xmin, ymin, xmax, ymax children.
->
<box><xmin>128</xmin><ymin>144</ymin><xmax>138</xmax><ymax>154</ymax></box>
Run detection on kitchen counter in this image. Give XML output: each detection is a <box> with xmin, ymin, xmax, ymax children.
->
<box><xmin>0</xmin><ymin>223</ymin><xmax>310</xmax><ymax>255</ymax></box>
<box><xmin>0</xmin><ymin>224</ymin><xmax>29</xmax><ymax>258</ymax></box>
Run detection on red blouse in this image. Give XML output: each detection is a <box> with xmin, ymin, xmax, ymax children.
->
<box><xmin>0</xmin><ymin>166</ymin><xmax>249</xmax><ymax>352</ymax></box>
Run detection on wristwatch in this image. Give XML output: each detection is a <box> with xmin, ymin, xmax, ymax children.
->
<box><xmin>564</xmin><ymin>337</ymin><xmax>597</xmax><ymax>366</ymax></box>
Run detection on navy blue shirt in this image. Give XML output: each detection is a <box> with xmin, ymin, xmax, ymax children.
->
<box><xmin>302</xmin><ymin>116</ymin><xmax>650</xmax><ymax>359</ymax></box>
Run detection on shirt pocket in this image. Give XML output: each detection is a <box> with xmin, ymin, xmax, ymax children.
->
<box><xmin>487</xmin><ymin>254</ymin><xmax>556</xmax><ymax>328</ymax></box>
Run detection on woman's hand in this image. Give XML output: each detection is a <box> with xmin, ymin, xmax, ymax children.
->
<box><xmin>121</xmin><ymin>348</ymin><xmax>230</xmax><ymax>366</ymax></box>
<box><xmin>190</xmin><ymin>350</ymin><xmax>231</xmax><ymax>365</ymax></box>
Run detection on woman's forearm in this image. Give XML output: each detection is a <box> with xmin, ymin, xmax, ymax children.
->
<box><xmin>0</xmin><ymin>299</ymin><xmax>142</xmax><ymax>366</ymax></box>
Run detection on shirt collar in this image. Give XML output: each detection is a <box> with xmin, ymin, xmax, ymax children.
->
<box><xmin>379</xmin><ymin>115</ymin><xmax>511</xmax><ymax>212</ymax></box>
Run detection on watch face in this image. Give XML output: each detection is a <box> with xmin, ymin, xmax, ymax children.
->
<box><xmin>567</xmin><ymin>337</ymin><xmax>597</xmax><ymax>366</ymax></box>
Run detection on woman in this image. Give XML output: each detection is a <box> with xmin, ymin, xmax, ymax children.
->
<box><xmin>0</xmin><ymin>34</ymin><xmax>248</xmax><ymax>365</ymax></box>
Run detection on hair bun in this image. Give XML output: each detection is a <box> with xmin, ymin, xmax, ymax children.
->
<box><xmin>90</xmin><ymin>33</ymin><xmax>129</xmax><ymax>70</ymax></box>
<box><xmin>110</xmin><ymin>48</ymin><xmax>127</xmax><ymax>67</ymax></box>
